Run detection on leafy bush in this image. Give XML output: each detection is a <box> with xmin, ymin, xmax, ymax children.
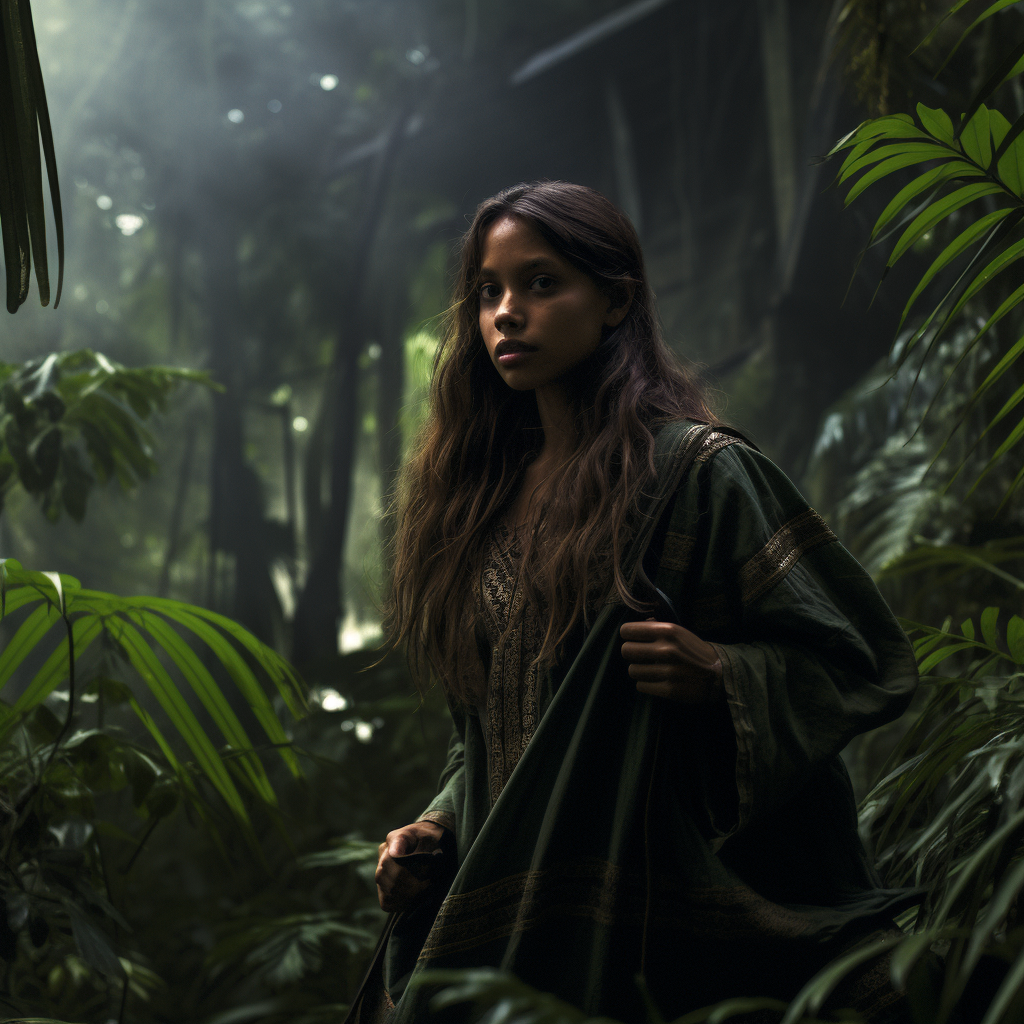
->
<box><xmin>0</xmin><ymin>559</ymin><xmax>306</xmax><ymax>1021</ymax></box>
<box><xmin>0</xmin><ymin>351</ymin><xmax>211</xmax><ymax>523</ymax></box>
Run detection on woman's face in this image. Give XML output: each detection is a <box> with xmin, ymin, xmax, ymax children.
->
<box><xmin>476</xmin><ymin>215</ymin><xmax>628</xmax><ymax>393</ymax></box>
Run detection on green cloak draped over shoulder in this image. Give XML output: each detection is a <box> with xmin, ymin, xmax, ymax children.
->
<box><xmin>366</xmin><ymin>420</ymin><xmax>920</xmax><ymax>1023</ymax></box>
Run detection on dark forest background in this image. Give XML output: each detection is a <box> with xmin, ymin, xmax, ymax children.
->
<box><xmin>2</xmin><ymin>1</ymin><xmax>1024</xmax><ymax>1022</ymax></box>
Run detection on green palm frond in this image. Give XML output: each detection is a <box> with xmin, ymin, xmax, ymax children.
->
<box><xmin>921</xmin><ymin>0</ymin><xmax>1024</xmax><ymax>72</ymax></box>
<box><xmin>830</xmin><ymin>98</ymin><xmax>1024</xmax><ymax>502</ymax></box>
<box><xmin>0</xmin><ymin>350</ymin><xmax>215</xmax><ymax>521</ymax></box>
<box><xmin>0</xmin><ymin>0</ymin><xmax>63</xmax><ymax>312</ymax></box>
<box><xmin>0</xmin><ymin>559</ymin><xmax>305</xmax><ymax>826</ymax></box>
<box><xmin>852</xmin><ymin>606</ymin><xmax>1024</xmax><ymax>1023</ymax></box>
<box><xmin>879</xmin><ymin>537</ymin><xmax>1024</xmax><ymax>595</ymax></box>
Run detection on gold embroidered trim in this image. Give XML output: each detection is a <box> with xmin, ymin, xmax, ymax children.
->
<box><xmin>659</xmin><ymin>531</ymin><xmax>696</xmax><ymax>572</ymax></box>
<box><xmin>417</xmin><ymin>861</ymin><xmax>823</xmax><ymax>963</ymax></box>
<box><xmin>695</xmin><ymin>431</ymin><xmax>744</xmax><ymax>463</ymax></box>
<box><xmin>417</xmin><ymin>810</ymin><xmax>456</xmax><ymax>832</ymax></box>
<box><xmin>418</xmin><ymin>858</ymin><xmax>622</xmax><ymax>961</ymax></box>
<box><xmin>739</xmin><ymin>508</ymin><xmax>837</xmax><ymax>606</ymax></box>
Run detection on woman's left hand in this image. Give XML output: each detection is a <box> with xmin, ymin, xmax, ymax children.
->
<box><xmin>619</xmin><ymin>618</ymin><xmax>723</xmax><ymax>706</ymax></box>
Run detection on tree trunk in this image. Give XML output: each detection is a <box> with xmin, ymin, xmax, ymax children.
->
<box><xmin>203</xmin><ymin>215</ymin><xmax>281</xmax><ymax>642</ymax></box>
<box><xmin>604</xmin><ymin>76</ymin><xmax>643</xmax><ymax>236</ymax></box>
<box><xmin>290</xmin><ymin>97</ymin><xmax>415</xmax><ymax>668</ymax></box>
<box><xmin>757</xmin><ymin>0</ymin><xmax>797</xmax><ymax>255</ymax></box>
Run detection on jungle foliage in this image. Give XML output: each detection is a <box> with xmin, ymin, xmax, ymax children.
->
<box><xmin>0</xmin><ymin>350</ymin><xmax>210</xmax><ymax>523</ymax></box>
<box><xmin>4</xmin><ymin>1</ymin><xmax>1024</xmax><ymax>1023</ymax></box>
<box><xmin>0</xmin><ymin>558</ymin><xmax>306</xmax><ymax>1018</ymax></box>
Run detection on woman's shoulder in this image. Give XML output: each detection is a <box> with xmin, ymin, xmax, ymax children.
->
<box><xmin>654</xmin><ymin>419</ymin><xmax>813</xmax><ymax>517</ymax></box>
<box><xmin>653</xmin><ymin>418</ymin><xmax>759</xmax><ymax>470</ymax></box>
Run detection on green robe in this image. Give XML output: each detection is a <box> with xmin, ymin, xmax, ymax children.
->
<box><xmin>371</xmin><ymin>421</ymin><xmax>919</xmax><ymax>1022</ymax></box>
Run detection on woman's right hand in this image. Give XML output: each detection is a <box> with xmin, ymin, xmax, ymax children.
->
<box><xmin>375</xmin><ymin>820</ymin><xmax>446</xmax><ymax>912</ymax></box>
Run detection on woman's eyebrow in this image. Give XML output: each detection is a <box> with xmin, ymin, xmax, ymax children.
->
<box><xmin>478</xmin><ymin>256</ymin><xmax>561</xmax><ymax>278</ymax></box>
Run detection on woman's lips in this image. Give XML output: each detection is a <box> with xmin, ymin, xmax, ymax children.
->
<box><xmin>498</xmin><ymin>350</ymin><xmax>533</xmax><ymax>366</ymax></box>
<box><xmin>495</xmin><ymin>340</ymin><xmax>536</xmax><ymax>366</ymax></box>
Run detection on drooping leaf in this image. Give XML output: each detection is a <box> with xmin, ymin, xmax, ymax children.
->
<box><xmin>839</xmin><ymin>141</ymin><xmax>956</xmax><ymax>185</ymax></box>
<box><xmin>940</xmin><ymin>0</ymin><xmax>1024</xmax><ymax>74</ymax></box>
<box><xmin>10</xmin><ymin>614</ymin><xmax>101</xmax><ymax>714</ymax></box>
<box><xmin>827</xmin><ymin>114</ymin><xmax>918</xmax><ymax>157</ymax></box>
<box><xmin>137</xmin><ymin>598</ymin><xmax>301</xmax><ymax>777</ymax></box>
<box><xmin>897</xmin><ymin>209</ymin><xmax>1015</xmax><ymax>331</ymax></box>
<box><xmin>106</xmin><ymin>616</ymin><xmax>249</xmax><ymax>823</ymax></box>
<box><xmin>846</xmin><ymin>150</ymin><xmax>965</xmax><ymax>205</ymax></box>
<box><xmin>0</xmin><ymin>0</ymin><xmax>64</xmax><ymax>312</ymax></box>
<box><xmin>0</xmin><ymin>601</ymin><xmax>59</xmax><ymax>692</ymax></box>
<box><xmin>869</xmin><ymin>163</ymin><xmax>985</xmax><ymax>244</ymax></box>
<box><xmin>888</xmin><ymin>183</ymin><xmax>1006</xmax><ymax>266</ymax></box>
<box><xmin>131</xmin><ymin>610</ymin><xmax>277</xmax><ymax>804</ymax></box>
<box><xmin>921</xmin><ymin>233</ymin><xmax>1024</xmax><ymax>360</ymax></box>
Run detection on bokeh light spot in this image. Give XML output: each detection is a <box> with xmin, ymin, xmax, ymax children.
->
<box><xmin>268</xmin><ymin>99</ymin><xmax>282</xmax><ymax>113</ymax></box>
<box><xmin>115</xmin><ymin>214</ymin><xmax>144</xmax><ymax>236</ymax></box>
<box><xmin>96</xmin><ymin>195</ymin><xmax>112</xmax><ymax>210</ymax></box>
<box><xmin>227</xmin><ymin>108</ymin><xmax>244</xmax><ymax>123</ymax></box>
<box><xmin>319</xmin><ymin>74</ymin><xmax>338</xmax><ymax>91</ymax></box>
<box><xmin>292</xmin><ymin>415</ymin><xmax>308</xmax><ymax>432</ymax></box>
<box><xmin>320</xmin><ymin>689</ymin><xmax>348</xmax><ymax>712</ymax></box>
<box><xmin>355</xmin><ymin>722</ymin><xmax>373</xmax><ymax>742</ymax></box>
<box><xmin>96</xmin><ymin>299</ymin><xmax>109</xmax><ymax>314</ymax></box>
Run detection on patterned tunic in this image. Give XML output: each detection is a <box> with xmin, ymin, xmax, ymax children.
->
<box><xmin>469</xmin><ymin>521</ymin><xmax>547</xmax><ymax>806</ymax></box>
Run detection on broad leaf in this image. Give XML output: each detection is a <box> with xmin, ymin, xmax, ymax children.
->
<box><xmin>918</xmin><ymin>103</ymin><xmax>955</xmax><ymax>144</ymax></box>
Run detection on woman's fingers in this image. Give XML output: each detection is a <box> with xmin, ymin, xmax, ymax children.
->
<box><xmin>620</xmin><ymin>639</ymin><xmax>675</xmax><ymax>664</ymax></box>
<box><xmin>626</xmin><ymin>660</ymin><xmax>675</xmax><ymax>680</ymax></box>
<box><xmin>619</xmin><ymin>618</ymin><xmax>675</xmax><ymax>642</ymax></box>
<box><xmin>376</xmin><ymin>856</ymin><xmax>430</xmax><ymax>911</ymax></box>
<box><xmin>376</xmin><ymin>851</ymin><xmax>429</xmax><ymax>911</ymax></box>
<box><xmin>375</xmin><ymin>821</ymin><xmax>446</xmax><ymax>911</ymax></box>
<box><xmin>618</xmin><ymin>618</ymin><xmax>723</xmax><ymax>705</ymax></box>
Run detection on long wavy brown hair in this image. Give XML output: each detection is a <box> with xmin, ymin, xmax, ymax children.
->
<box><xmin>383</xmin><ymin>181</ymin><xmax>718</xmax><ymax>700</ymax></box>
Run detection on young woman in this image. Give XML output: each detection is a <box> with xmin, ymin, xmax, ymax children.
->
<box><xmin>353</xmin><ymin>182</ymin><xmax>919</xmax><ymax>1024</ymax></box>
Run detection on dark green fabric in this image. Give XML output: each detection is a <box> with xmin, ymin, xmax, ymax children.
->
<box><xmin>382</xmin><ymin>420</ymin><xmax>919</xmax><ymax>1022</ymax></box>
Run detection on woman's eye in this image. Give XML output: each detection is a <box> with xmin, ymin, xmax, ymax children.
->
<box><xmin>479</xmin><ymin>283</ymin><xmax>500</xmax><ymax>300</ymax></box>
<box><xmin>531</xmin><ymin>276</ymin><xmax>555</xmax><ymax>291</ymax></box>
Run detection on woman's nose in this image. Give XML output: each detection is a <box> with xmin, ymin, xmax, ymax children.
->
<box><xmin>494</xmin><ymin>291</ymin><xmax>522</xmax><ymax>330</ymax></box>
